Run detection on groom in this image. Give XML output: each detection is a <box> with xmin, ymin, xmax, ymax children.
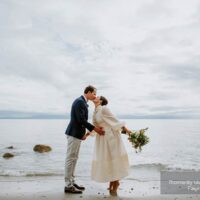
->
<box><xmin>64</xmin><ymin>85</ymin><xmax>105</xmax><ymax>194</ymax></box>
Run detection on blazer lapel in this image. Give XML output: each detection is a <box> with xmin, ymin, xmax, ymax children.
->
<box><xmin>81</xmin><ymin>96</ymin><xmax>89</xmax><ymax>107</ymax></box>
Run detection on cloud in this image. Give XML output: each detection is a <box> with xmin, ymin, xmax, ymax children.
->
<box><xmin>0</xmin><ymin>0</ymin><xmax>200</xmax><ymax>118</ymax></box>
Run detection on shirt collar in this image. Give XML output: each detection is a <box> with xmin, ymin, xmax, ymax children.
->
<box><xmin>83</xmin><ymin>94</ymin><xmax>88</xmax><ymax>103</ymax></box>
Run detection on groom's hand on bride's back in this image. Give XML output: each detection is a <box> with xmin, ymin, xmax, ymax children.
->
<box><xmin>94</xmin><ymin>126</ymin><xmax>105</xmax><ymax>136</ymax></box>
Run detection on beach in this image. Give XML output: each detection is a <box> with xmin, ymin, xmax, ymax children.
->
<box><xmin>1</xmin><ymin>176</ymin><xmax>200</xmax><ymax>200</ymax></box>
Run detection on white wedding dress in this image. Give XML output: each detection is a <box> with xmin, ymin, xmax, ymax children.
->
<box><xmin>91</xmin><ymin>105</ymin><xmax>129</xmax><ymax>182</ymax></box>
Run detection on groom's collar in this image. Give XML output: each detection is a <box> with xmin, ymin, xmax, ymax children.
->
<box><xmin>82</xmin><ymin>95</ymin><xmax>88</xmax><ymax>103</ymax></box>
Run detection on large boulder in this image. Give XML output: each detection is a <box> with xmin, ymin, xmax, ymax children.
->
<box><xmin>6</xmin><ymin>146</ymin><xmax>14</xmax><ymax>149</ymax></box>
<box><xmin>3</xmin><ymin>153</ymin><xmax>14</xmax><ymax>159</ymax></box>
<box><xmin>33</xmin><ymin>144</ymin><xmax>52</xmax><ymax>153</ymax></box>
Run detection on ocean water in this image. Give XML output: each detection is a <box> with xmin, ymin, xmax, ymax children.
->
<box><xmin>0</xmin><ymin>119</ymin><xmax>200</xmax><ymax>181</ymax></box>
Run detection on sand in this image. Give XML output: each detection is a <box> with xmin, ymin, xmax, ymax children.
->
<box><xmin>0</xmin><ymin>176</ymin><xmax>199</xmax><ymax>200</ymax></box>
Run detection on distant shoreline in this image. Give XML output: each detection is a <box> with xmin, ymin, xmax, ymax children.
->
<box><xmin>0</xmin><ymin>111</ymin><xmax>200</xmax><ymax>120</ymax></box>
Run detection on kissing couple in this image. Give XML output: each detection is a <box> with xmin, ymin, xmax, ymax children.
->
<box><xmin>64</xmin><ymin>85</ymin><xmax>131</xmax><ymax>195</ymax></box>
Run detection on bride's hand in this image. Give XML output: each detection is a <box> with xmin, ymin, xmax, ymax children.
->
<box><xmin>122</xmin><ymin>127</ymin><xmax>132</xmax><ymax>135</ymax></box>
<box><xmin>126</xmin><ymin>129</ymin><xmax>132</xmax><ymax>136</ymax></box>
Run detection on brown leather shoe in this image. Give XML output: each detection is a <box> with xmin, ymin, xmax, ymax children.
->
<box><xmin>73</xmin><ymin>183</ymin><xmax>85</xmax><ymax>191</ymax></box>
<box><xmin>64</xmin><ymin>186</ymin><xmax>82</xmax><ymax>194</ymax></box>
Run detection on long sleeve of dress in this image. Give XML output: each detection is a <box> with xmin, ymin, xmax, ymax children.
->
<box><xmin>101</xmin><ymin>106</ymin><xmax>125</xmax><ymax>131</ymax></box>
<box><xmin>90</xmin><ymin>112</ymin><xmax>98</xmax><ymax>136</ymax></box>
<box><xmin>92</xmin><ymin>112</ymin><xmax>98</xmax><ymax>127</ymax></box>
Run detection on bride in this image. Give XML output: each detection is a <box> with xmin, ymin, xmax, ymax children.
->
<box><xmin>90</xmin><ymin>96</ymin><xmax>131</xmax><ymax>194</ymax></box>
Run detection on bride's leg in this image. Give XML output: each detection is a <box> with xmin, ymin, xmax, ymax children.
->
<box><xmin>109</xmin><ymin>180</ymin><xmax>119</xmax><ymax>196</ymax></box>
<box><xmin>113</xmin><ymin>180</ymin><xmax>120</xmax><ymax>192</ymax></box>
<box><xmin>108</xmin><ymin>181</ymin><xmax>114</xmax><ymax>191</ymax></box>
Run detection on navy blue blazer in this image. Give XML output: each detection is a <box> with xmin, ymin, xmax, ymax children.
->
<box><xmin>65</xmin><ymin>96</ymin><xmax>95</xmax><ymax>139</ymax></box>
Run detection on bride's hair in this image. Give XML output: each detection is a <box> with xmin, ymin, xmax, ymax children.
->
<box><xmin>100</xmin><ymin>96</ymin><xmax>108</xmax><ymax>106</ymax></box>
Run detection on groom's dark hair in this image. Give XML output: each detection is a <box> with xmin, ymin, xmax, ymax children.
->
<box><xmin>84</xmin><ymin>85</ymin><xmax>96</xmax><ymax>94</ymax></box>
<box><xmin>100</xmin><ymin>96</ymin><xmax>108</xmax><ymax>106</ymax></box>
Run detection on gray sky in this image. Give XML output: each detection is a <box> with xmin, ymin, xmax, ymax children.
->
<box><xmin>0</xmin><ymin>0</ymin><xmax>200</xmax><ymax>118</ymax></box>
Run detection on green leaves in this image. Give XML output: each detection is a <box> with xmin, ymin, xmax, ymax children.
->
<box><xmin>128</xmin><ymin>127</ymin><xmax>149</xmax><ymax>153</ymax></box>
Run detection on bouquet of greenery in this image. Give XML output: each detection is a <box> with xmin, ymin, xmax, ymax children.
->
<box><xmin>128</xmin><ymin>128</ymin><xmax>149</xmax><ymax>153</ymax></box>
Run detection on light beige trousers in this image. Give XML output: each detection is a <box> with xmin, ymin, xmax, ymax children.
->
<box><xmin>65</xmin><ymin>135</ymin><xmax>81</xmax><ymax>187</ymax></box>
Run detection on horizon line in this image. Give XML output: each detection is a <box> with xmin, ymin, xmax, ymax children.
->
<box><xmin>0</xmin><ymin>110</ymin><xmax>199</xmax><ymax>119</ymax></box>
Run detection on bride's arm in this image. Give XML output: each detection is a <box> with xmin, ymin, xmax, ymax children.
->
<box><xmin>101</xmin><ymin>106</ymin><xmax>125</xmax><ymax>131</ymax></box>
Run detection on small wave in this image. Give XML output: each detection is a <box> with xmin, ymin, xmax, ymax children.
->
<box><xmin>130</xmin><ymin>163</ymin><xmax>200</xmax><ymax>172</ymax></box>
<box><xmin>26</xmin><ymin>172</ymin><xmax>63</xmax><ymax>177</ymax></box>
<box><xmin>0</xmin><ymin>170</ymin><xmax>64</xmax><ymax>177</ymax></box>
<box><xmin>131</xmin><ymin>163</ymin><xmax>168</xmax><ymax>170</ymax></box>
<box><xmin>1</xmin><ymin>164</ymin><xmax>199</xmax><ymax>178</ymax></box>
